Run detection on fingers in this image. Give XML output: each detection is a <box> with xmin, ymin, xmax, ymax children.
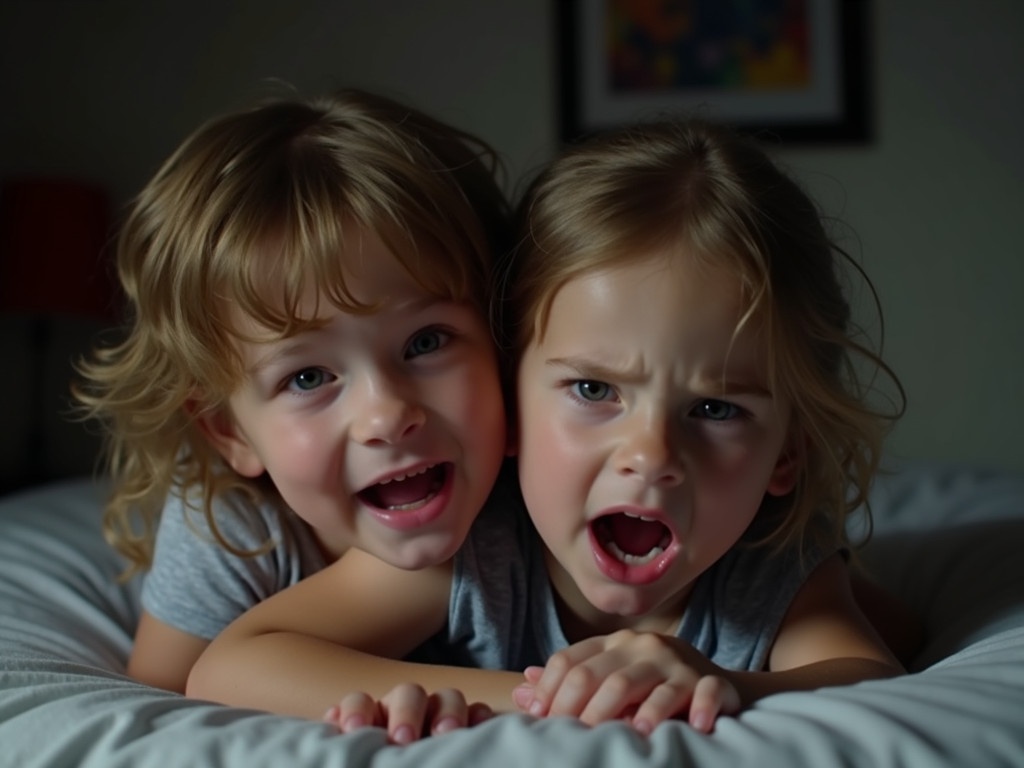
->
<box><xmin>524</xmin><ymin>668</ymin><xmax>738</xmax><ymax>735</ymax></box>
<box><xmin>325</xmin><ymin>686</ymin><xmax>490</xmax><ymax>744</ymax></box>
<box><xmin>514</xmin><ymin>631</ymin><xmax>741</xmax><ymax>735</ymax></box>
<box><xmin>378</xmin><ymin>683</ymin><xmax>430</xmax><ymax>744</ymax></box>
<box><xmin>521</xmin><ymin>636</ymin><xmax>608</xmax><ymax>716</ymax></box>
<box><xmin>529</xmin><ymin>655</ymin><xmax>662</xmax><ymax>722</ymax></box>
<box><xmin>522</xmin><ymin>665</ymin><xmax>544</xmax><ymax>684</ymax></box>
<box><xmin>467</xmin><ymin>701</ymin><xmax>495</xmax><ymax>727</ymax></box>
<box><xmin>554</xmin><ymin>662</ymin><xmax>661</xmax><ymax>723</ymax></box>
<box><xmin>685</xmin><ymin>675</ymin><xmax>740</xmax><ymax>734</ymax></box>
<box><xmin>627</xmin><ymin>680</ymin><xmax>693</xmax><ymax>735</ymax></box>
<box><xmin>625</xmin><ymin>674</ymin><xmax>740</xmax><ymax>735</ymax></box>
<box><xmin>425</xmin><ymin>687</ymin><xmax>471</xmax><ymax>737</ymax></box>
<box><xmin>325</xmin><ymin>690</ymin><xmax>381</xmax><ymax>732</ymax></box>
<box><xmin>571</xmin><ymin>662</ymin><xmax>700</xmax><ymax>728</ymax></box>
<box><xmin>525</xmin><ymin>631</ymin><xmax>680</xmax><ymax>721</ymax></box>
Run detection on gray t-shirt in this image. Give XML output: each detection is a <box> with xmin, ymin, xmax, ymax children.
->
<box><xmin>141</xmin><ymin>488</ymin><xmax>329</xmax><ymax>640</ymax></box>
<box><xmin>413</xmin><ymin>499</ymin><xmax>835</xmax><ymax>672</ymax></box>
<box><xmin>140</xmin><ymin>465</ymin><xmax>524</xmax><ymax>642</ymax></box>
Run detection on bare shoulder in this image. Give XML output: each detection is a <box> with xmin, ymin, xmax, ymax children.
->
<box><xmin>769</xmin><ymin>553</ymin><xmax>902</xmax><ymax>671</ymax></box>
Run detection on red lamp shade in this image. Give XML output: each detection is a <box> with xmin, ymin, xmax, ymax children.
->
<box><xmin>0</xmin><ymin>178</ymin><xmax>116</xmax><ymax>320</ymax></box>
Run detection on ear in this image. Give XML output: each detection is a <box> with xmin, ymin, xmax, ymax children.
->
<box><xmin>191</xmin><ymin>401</ymin><xmax>266</xmax><ymax>478</ymax></box>
<box><xmin>766</xmin><ymin>431</ymin><xmax>804</xmax><ymax>497</ymax></box>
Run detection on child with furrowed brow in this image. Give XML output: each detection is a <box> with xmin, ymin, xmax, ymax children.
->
<box><xmin>187</xmin><ymin>116</ymin><xmax>914</xmax><ymax>743</ymax></box>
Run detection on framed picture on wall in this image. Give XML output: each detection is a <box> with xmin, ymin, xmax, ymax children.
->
<box><xmin>558</xmin><ymin>0</ymin><xmax>871</xmax><ymax>144</ymax></box>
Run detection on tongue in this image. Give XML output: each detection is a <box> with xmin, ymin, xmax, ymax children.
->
<box><xmin>607</xmin><ymin>514</ymin><xmax>666</xmax><ymax>556</ymax></box>
<box><xmin>369</xmin><ymin>469</ymin><xmax>438</xmax><ymax>508</ymax></box>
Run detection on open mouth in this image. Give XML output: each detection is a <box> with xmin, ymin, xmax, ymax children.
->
<box><xmin>358</xmin><ymin>463</ymin><xmax>449</xmax><ymax>511</ymax></box>
<box><xmin>592</xmin><ymin>512</ymin><xmax>672</xmax><ymax>565</ymax></box>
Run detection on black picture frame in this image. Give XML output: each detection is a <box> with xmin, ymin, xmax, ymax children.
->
<box><xmin>558</xmin><ymin>0</ymin><xmax>871</xmax><ymax>145</ymax></box>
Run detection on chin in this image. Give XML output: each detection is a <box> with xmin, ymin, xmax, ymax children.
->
<box><xmin>583</xmin><ymin>583</ymin><xmax>661</xmax><ymax>619</ymax></box>
<box><xmin>390</xmin><ymin>536</ymin><xmax>459</xmax><ymax>572</ymax></box>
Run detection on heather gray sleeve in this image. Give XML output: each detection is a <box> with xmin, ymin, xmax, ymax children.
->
<box><xmin>140</xmin><ymin>490</ymin><xmax>314</xmax><ymax>640</ymax></box>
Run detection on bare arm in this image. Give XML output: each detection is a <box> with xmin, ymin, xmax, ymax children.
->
<box><xmin>128</xmin><ymin>611</ymin><xmax>211</xmax><ymax>693</ymax></box>
<box><xmin>186</xmin><ymin>548</ymin><xmax>523</xmax><ymax>719</ymax></box>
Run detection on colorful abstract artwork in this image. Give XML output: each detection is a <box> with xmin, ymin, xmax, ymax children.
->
<box><xmin>607</xmin><ymin>0</ymin><xmax>811</xmax><ymax>93</ymax></box>
<box><xmin>559</xmin><ymin>0</ymin><xmax>869</xmax><ymax>144</ymax></box>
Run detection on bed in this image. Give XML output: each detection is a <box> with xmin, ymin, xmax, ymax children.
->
<box><xmin>2</xmin><ymin>457</ymin><xmax>1023</xmax><ymax>768</ymax></box>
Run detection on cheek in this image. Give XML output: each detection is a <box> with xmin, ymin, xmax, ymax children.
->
<box><xmin>450</xmin><ymin>363</ymin><xmax>507</xmax><ymax>445</ymax></box>
<box><xmin>691</xmin><ymin>438</ymin><xmax>781</xmax><ymax>504</ymax></box>
<box><xmin>251</xmin><ymin>421</ymin><xmax>331</xmax><ymax>480</ymax></box>
<box><xmin>474</xmin><ymin>366</ymin><xmax>507</xmax><ymax>419</ymax></box>
<box><xmin>517</xmin><ymin>397</ymin><xmax>586</xmax><ymax>500</ymax></box>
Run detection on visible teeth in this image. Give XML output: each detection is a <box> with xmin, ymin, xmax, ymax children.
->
<box><xmin>623</xmin><ymin>512</ymin><xmax>658</xmax><ymax>522</ymax></box>
<box><xmin>379</xmin><ymin>465</ymin><xmax>433</xmax><ymax>485</ymax></box>
<box><xmin>604</xmin><ymin>540</ymin><xmax>665</xmax><ymax>565</ymax></box>
<box><xmin>382</xmin><ymin>487</ymin><xmax>439</xmax><ymax>512</ymax></box>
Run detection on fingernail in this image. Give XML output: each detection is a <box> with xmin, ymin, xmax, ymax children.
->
<box><xmin>342</xmin><ymin>714</ymin><xmax>365</xmax><ymax>732</ymax></box>
<box><xmin>322</xmin><ymin>705</ymin><xmax>339</xmax><ymax>723</ymax></box>
<box><xmin>633</xmin><ymin>719</ymin><xmax>652</xmax><ymax>736</ymax></box>
<box><xmin>433</xmin><ymin>717</ymin><xmax>458</xmax><ymax>735</ymax></box>
<box><xmin>512</xmin><ymin>685</ymin><xmax>532</xmax><ymax>709</ymax></box>
<box><xmin>691</xmin><ymin>712</ymin><xmax>712</xmax><ymax>733</ymax></box>
<box><xmin>528</xmin><ymin>700</ymin><xmax>544</xmax><ymax>716</ymax></box>
<box><xmin>392</xmin><ymin>725</ymin><xmax>415</xmax><ymax>745</ymax></box>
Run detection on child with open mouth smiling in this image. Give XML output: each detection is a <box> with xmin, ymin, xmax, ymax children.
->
<box><xmin>188</xmin><ymin>116</ymin><xmax>909</xmax><ymax>742</ymax></box>
<box><xmin>74</xmin><ymin>87</ymin><xmax>514</xmax><ymax>695</ymax></box>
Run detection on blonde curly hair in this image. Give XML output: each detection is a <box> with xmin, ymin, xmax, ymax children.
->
<box><xmin>74</xmin><ymin>87</ymin><xmax>509</xmax><ymax>576</ymax></box>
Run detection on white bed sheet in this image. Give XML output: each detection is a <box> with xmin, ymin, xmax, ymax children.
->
<box><xmin>1</xmin><ymin>461</ymin><xmax>1023</xmax><ymax>768</ymax></box>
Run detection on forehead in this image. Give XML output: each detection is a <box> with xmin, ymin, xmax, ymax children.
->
<box><xmin>326</xmin><ymin>228</ymin><xmax>436</xmax><ymax>305</ymax></box>
<box><xmin>550</xmin><ymin>251</ymin><xmax>745</xmax><ymax>329</ymax></box>
<box><xmin>536</xmin><ymin>253</ymin><xmax>767</xmax><ymax>377</ymax></box>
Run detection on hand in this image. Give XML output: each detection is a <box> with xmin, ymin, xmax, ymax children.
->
<box><xmin>324</xmin><ymin>684</ymin><xmax>494</xmax><ymax>744</ymax></box>
<box><xmin>512</xmin><ymin>629</ymin><xmax>740</xmax><ymax>734</ymax></box>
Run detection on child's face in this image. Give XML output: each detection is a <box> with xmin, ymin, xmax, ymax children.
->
<box><xmin>203</xmin><ymin>229</ymin><xmax>507</xmax><ymax>570</ymax></box>
<box><xmin>515</xmin><ymin>253</ymin><xmax>798</xmax><ymax>632</ymax></box>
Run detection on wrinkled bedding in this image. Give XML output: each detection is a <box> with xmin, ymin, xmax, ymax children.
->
<box><xmin>1</xmin><ymin>460</ymin><xmax>1023</xmax><ymax>767</ymax></box>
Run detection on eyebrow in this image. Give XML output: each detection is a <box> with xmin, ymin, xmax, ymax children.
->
<box><xmin>245</xmin><ymin>340</ymin><xmax>315</xmax><ymax>377</ymax></box>
<box><xmin>546</xmin><ymin>355</ymin><xmax>648</xmax><ymax>385</ymax></box>
<box><xmin>545</xmin><ymin>355</ymin><xmax>773</xmax><ymax>398</ymax></box>
<box><xmin>704</xmin><ymin>380</ymin><xmax>774</xmax><ymax>398</ymax></box>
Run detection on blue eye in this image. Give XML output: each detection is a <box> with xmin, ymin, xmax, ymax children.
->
<box><xmin>405</xmin><ymin>329</ymin><xmax>448</xmax><ymax>359</ymax></box>
<box><xmin>289</xmin><ymin>368</ymin><xmax>328</xmax><ymax>392</ymax></box>
<box><xmin>573</xmin><ymin>380</ymin><xmax>613</xmax><ymax>402</ymax></box>
<box><xmin>694</xmin><ymin>399</ymin><xmax>739</xmax><ymax>421</ymax></box>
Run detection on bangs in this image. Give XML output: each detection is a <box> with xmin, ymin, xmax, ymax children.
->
<box><xmin>206</xmin><ymin>168</ymin><xmax>475</xmax><ymax>347</ymax></box>
<box><xmin>157</xmin><ymin>94</ymin><xmax>497</xmax><ymax>399</ymax></box>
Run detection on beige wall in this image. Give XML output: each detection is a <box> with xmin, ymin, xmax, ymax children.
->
<box><xmin>2</xmin><ymin>0</ymin><xmax>1021</xmax><ymax>471</ymax></box>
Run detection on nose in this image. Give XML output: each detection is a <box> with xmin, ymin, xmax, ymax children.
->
<box><xmin>349</xmin><ymin>373</ymin><xmax>426</xmax><ymax>446</ymax></box>
<box><xmin>613</xmin><ymin>414</ymin><xmax>684</xmax><ymax>487</ymax></box>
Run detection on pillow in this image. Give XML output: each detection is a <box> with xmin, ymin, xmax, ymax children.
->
<box><xmin>1</xmin><ymin>464</ymin><xmax>1023</xmax><ymax>768</ymax></box>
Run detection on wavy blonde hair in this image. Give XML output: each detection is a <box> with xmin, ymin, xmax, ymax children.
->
<box><xmin>498</xmin><ymin>118</ymin><xmax>903</xmax><ymax>555</ymax></box>
<box><xmin>75</xmin><ymin>87</ymin><xmax>509</xmax><ymax>576</ymax></box>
